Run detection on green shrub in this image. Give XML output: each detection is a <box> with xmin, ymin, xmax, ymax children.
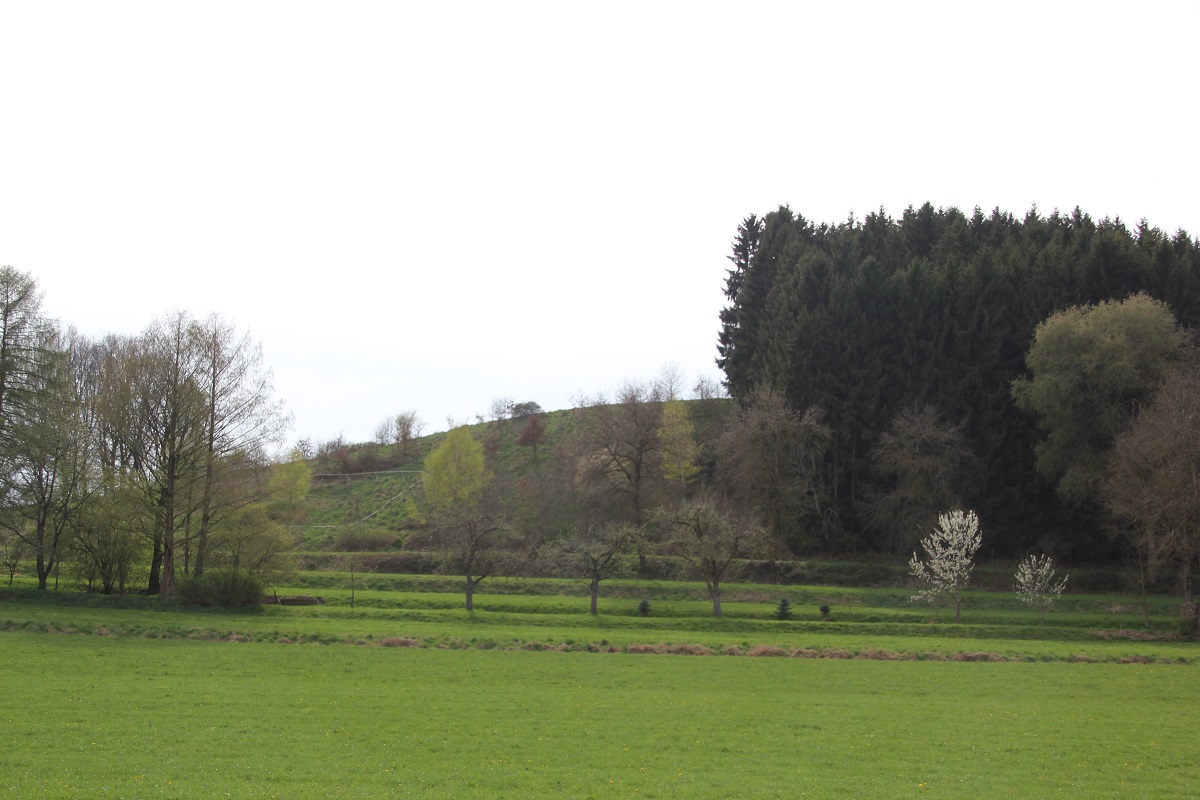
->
<box><xmin>775</xmin><ymin>598</ymin><xmax>793</xmax><ymax>620</ymax></box>
<box><xmin>178</xmin><ymin>570</ymin><xmax>264</xmax><ymax>608</ymax></box>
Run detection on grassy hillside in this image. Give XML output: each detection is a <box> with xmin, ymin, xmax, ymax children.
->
<box><xmin>295</xmin><ymin>401</ymin><xmax>732</xmax><ymax>547</ymax></box>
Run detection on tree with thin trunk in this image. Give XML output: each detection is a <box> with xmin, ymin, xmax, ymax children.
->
<box><xmin>1014</xmin><ymin>554</ymin><xmax>1068</xmax><ymax>624</ymax></box>
<box><xmin>516</xmin><ymin>412</ymin><xmax>548</xmax><ymax>463</ymax></box>
<box><xmin>657</xmin><ymin>497</ymin><xmax>765</xmax><ymax>617</ymax></box>
<box><xmin>1</xmin><ymin>528</ymin><xmax>26</xmax><ymax>586</ymax></box>
<box><xmin>543</xmin><ymin>523</ymin><xmax>642</xmax><ymax>614</ymax></box>
<box><xmin>191</xmin><ymin>315</ymin><xmax>288</xmax><ymax>579</ymax></box>
<box><xmin>909</xmin><ymin>509</ymin><xmax>982</xmax><ymax>622</ymax></box>
<box><xmin>658</xmin><ymin>400</ymin><xmax>699</xmax><ymax>490</ymax></box>
<box><xmin>0</xmin><ymin>265</ymin><xmax>49</xmax><ymax>437</ymax></box>
<box><xmin>0</xmin><ymin>326</ymin><xmax>94</xmax><ymax>589</ymax></box>
<box><xmin>394</xmin><ymin>411</ymin><xmax>424</xmax><ymax>458</ymax></box>
<box><xmin>422</xmin><ymin>427</ymin><xmax>507</xmax><ymax>610</ymax></box>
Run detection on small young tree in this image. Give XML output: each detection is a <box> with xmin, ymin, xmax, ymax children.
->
<box><xmin>657</xmin><ymin>497</ymin><xmax>766</xmax><ymax>617</ymax></box>
<box><xmin>658</xmin><ymin>400</ymin><xmax>700</xmax><ymax>489</ymax></box>
<box><xmin>393</xmin><ymin>411</ymin><xmax>424</xmax><ymax>457</ymax></box>
<box><xmin>422</xmin><ymin>427</ymin><xmax>507</xmax><ymax>610</ymax></box>
<box><xmin>909</xmin><ymin>508</ymin><xmax>982</xmax><ymax>622</ymax></box>
<box><xmin>516</xmin><ymin>412</ymin><xmax>549</xmax><ymax>463</ymax></box>
<box><xmin>542</xmin><ymin>522</ymin><xmax>642</xmax><ymax>614</ymax></box>
<box><xmin>1014</xmin><ymin>554</ymin><xmax>1068</xmax><ymax>623</ymax></box>
<box><xmin>374</xmin><ymin>416</ymin><xmax>395</xmax><ymax>446</ymax></box>
<box><xmin>1</xmin><ymin>529</ymin><xmax>27</xmax><ymax>586</ymax></box>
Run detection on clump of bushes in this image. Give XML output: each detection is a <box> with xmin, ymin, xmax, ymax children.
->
<box><xmin>177</xmin><ymin>570</ymin><xmax>263</xmax><ymax>608</ymax></box>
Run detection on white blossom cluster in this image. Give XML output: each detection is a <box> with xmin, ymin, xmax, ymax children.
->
<box><xmin>909</xmin><ymin>509</ymin><xmax>982</xmax><ymax>616</ymax></box>
<box><xmin>1014</xmin><ymin>554</ymin><xmax>1068</xmax><ymax>621</ymax></box>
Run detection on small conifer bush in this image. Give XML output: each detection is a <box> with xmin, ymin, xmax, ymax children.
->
<box><xmin>775</xmin><ymin>598</ymin><xmax>793</xmax><ymax>620</ymax></box>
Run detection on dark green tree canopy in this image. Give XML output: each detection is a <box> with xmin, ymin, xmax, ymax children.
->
<box><xmin>717</xmin><ymin>204</ymin><xmax>1200</xmax><ymax>556</ymax></box>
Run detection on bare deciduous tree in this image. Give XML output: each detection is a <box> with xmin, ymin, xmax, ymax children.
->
<box><xmin>543</xmin><ymin>522</ymin><xmax>642</xmax><ymax>614</ymax></box>
<box><xmin>1106</xmin><ymin>362</ymin><xmax>1200</xmax><ymax>622</ymax></box>
<box><xmin>656</xmin><ymin>497</ymin><xmax>765</xmax><ymax>617</ymax></box>
<box><xmin>576</xmin><ymin>381</ymin><xmax>665</xmax><ymax>523</ymax></box>
<box><xmin>865</xmin><ymin>405</ymin><xmax>977</xmax><ymax>553</ymax></box>
<box><xmin>393</xmin><ymin>410</ymin><xmax>423</xmax><ymax>457</ymax></box>
<box><xmin>374</xmin><ymin>417</ymin><xmax>395</xmax><ymax>446</ymax></box>
<box><xmin>718</xmin><ymin>386</ymin><xmax>831</xmax><ymax>554</ymax></box>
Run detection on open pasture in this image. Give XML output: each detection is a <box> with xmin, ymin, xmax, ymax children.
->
<box><xmin>0</xmin><ymin>631</ymin><xmax>1195</xmax><ymax>799</ymax></box>
<box><xmin>1</xmin><ymin>578</ymin><xmax>1196</xmax><ymax>797</ymax></box>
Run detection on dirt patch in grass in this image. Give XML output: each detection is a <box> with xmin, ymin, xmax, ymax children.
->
<box><xmin>379</xmin><ymin>637</ymin><xmax>421</xmax><ymax>648</ymax></box>
<box><xmin>952</xmin><ymin>651</ymin><xmax>1005</xmax><ymax>662</ymax></box>
<box><xmin>1093</xmin><ymin>629</ymin><xmax>1173</xmax><ymax>641</ymax></box>
<box><xmin>747</xmin><ymin>644</ymin><xmax>789</xmax><ymax>657</ymax></box>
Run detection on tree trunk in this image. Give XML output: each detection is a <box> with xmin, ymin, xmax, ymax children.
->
<box><xmin>147</xmin><ymin>534</ymin><xmax>162</xmax><ymax>594</ymax></box>
<box><xmin>1184</xmin><ymin>558</ymin><xmax>1194</xmax><ymax>606</ymax></box>
<box><xmin>160</xmin><ymin>491</ymin><xmax>176</xmax><ymax>596</ymax></box>
<box><xmin>590</xmin><ymin>576</ymin><xmax>599</xmax><ymax>615</ymax></box>
<box><xmin>36</xmin><ymin>549</ymin><xmax>48</xmax><ymax>589</ymax></box>
<box><xmin>465</xmin><ymin>573</ymin><xmax>474</xmax><ymax>611</ymax></box>
<box><xmin>710</xmin><ymin>582</ymin><xmax>722</xmax><ymax>618</ymax></box>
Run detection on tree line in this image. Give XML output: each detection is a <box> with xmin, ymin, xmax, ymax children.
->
<box><xmin>710</xmin><ymin>201</ymin><xmax>1200</xmax><ymax>563</ymax></box>
<box><xmin>0</xmin><ymin>266</ymin><xmax>303</xmax><ymax>597</ymax></box>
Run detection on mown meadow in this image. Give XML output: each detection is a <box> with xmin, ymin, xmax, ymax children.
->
<box><xmin>1</xmin><ymin>575</ymin><xmax>1196</xmax><ymax>798</ymax></box>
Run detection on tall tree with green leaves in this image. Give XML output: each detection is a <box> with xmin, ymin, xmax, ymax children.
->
<box><xmin>1012</xmin><ymin>293</ymin><xmax>1186</xmax><ymax>507</ymax></box>
<box><xmin>191</xmin><ymin>314</ymin><xmax>289</xmax><ymax>578</ymax></box>
<box><xmin>658</xmin><ymin>400</ymin><xmax>699</xmax><ymax>490</ymax></box>
<box><xmin>0</xmin><ymin>266</ymin><xmax>48</xmax><ymax>438</ymax></box>
<box><xmin>0</xmin><ymin>325</ymin><xmax>93</xmax><ymax>589</ymax></box>
<box><xmin>422</xmin><ymin>426</ymin><xmax>506</xmax><ymax>610</ymax></box>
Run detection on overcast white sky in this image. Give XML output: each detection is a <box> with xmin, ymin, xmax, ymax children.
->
<box><xmin>3</xmin><ymin>1</ymin><xmax>1197</xmax><ymax>450</ymax></box>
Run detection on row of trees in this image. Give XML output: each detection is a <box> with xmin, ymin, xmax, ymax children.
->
<box><xmin>417</xmin><ymin>426</ymin><xmax>766</xmax><ymax>616</ymax></box>
<box><xmin>716</xmin><ymin>204</ymin><xmax>1200</xmax><ymax>563</ymax></box>
<box><xmin>0</xmin><ymin>266</ymin><xmax>302</xmax><ymax>596</ymax></box>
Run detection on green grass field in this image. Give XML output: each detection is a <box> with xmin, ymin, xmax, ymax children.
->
<box><xmin>1</xmin><ymin>634</ymin><xmax>1195</xmax><ymax>799</ymax></box>
<box><xmin>1</xmin><ymin>579</ymin><xmax>1196</xmax><ymax>798</ymax></box>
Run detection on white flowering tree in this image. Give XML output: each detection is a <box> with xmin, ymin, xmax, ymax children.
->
<box><xmin>909</xmin><ymin>509</ymin><xmax>982</xmax><ymax>622</ymax></box>
<box><xmin>1014</xmin><ymin>554</ymin><xmax>1068</xmax><ymax>623</ymax></box>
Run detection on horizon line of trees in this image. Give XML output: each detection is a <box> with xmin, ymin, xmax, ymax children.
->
<box><xmin>715</xmin><ymin>203</ymin><xmax>1199</xmax><ymax>607</ymax></box>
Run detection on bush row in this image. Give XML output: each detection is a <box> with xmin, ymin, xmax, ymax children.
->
<box><xmin>294</xmin><ymin>550</ymin><xmax>1150</xmax><ymax>593</ymax></box>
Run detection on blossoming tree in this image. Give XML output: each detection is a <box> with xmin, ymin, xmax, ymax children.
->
<box><xmin>909</xmin><ymin>509</ymin><xmax>982</xmax><ymax>622</ymax></box>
